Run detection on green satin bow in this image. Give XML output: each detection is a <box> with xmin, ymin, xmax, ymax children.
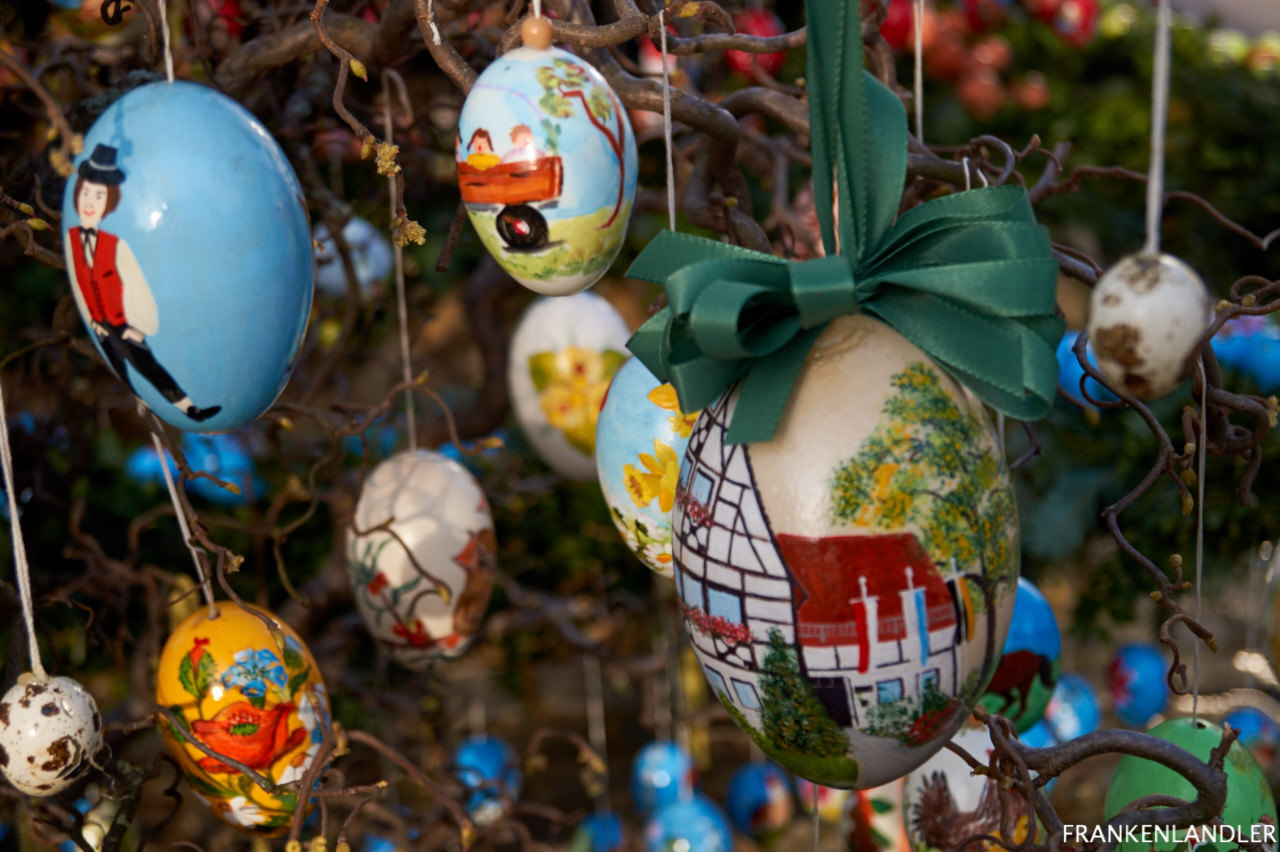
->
<box><xmin>625</xmin><ymin>0</ymin><xmax>1063</xmax><ymax>446</ymax></box>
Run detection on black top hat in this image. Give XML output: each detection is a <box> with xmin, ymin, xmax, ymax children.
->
<box><xmin>78</xmin><ymin>144</ymin><xmax>125</xmax><ymax>185</ymax></box>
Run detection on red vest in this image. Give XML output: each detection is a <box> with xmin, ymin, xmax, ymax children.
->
<box><xmin>69</xmin><ymin>227</ymin><xmax>126</xmax><ymax>326</ymax></box>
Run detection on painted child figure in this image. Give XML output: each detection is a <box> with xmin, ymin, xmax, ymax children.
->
<box><xmin>65</xmin><ymin>144</ymin><xmax>220</xmax><ymax>423</ymax></box>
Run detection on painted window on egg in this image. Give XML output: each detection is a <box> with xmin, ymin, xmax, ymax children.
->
<box><xmin>920</xmin><ymin>668</ymin><xmax>939</xmax><ymax>694</ymax></box>
<box><xmin>704</xmin><ymin>666</ymin><xmax>730</xmax><ymax>700</ymax></box>
<box><xmin>682</xmin><ymin>574</ymin><xmax>703</xmax><ymax>610</ymax></box>
<box><xmin>732</xmin><ymin>678</ymin><xmax>762</xmax><ymax>710</ymax></box>
<box><xmin>708</xmin><ymin>588</ymin><xmax>743</xmax><ymax>623</ymax></box>
<box><xmin>876</xmin><ymin>678</ymin><xmax>904</xmax><ymax>704</ymax></box>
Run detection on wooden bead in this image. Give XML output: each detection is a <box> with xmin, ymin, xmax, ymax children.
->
<box><xmin>522</xmin><ymin>15</ymin><xmax>553</xmax><ymax>50</ymax></box>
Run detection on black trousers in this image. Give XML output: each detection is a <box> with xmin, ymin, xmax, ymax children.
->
<box><xmin>98</xmin><ymin>324</ymin><xmax>187</xmax><ymax>404</ymax></box>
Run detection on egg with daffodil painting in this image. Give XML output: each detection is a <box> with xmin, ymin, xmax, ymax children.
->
<box><xmin>596</xmin><ymin>357</ymin><xmax>699</xmax><ymax>577</ymax></box>
<box><xmin>156</xmin><ymin>603</ymin><xmax>330</xmax><ymax>836</ymax></box>
<box><xmin>507</xmin><ymin>292</ymin><xmax>631</xmax><ymax>480</ymax></box>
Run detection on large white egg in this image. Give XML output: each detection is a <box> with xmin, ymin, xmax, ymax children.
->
<box><xmin>507</xmin><ymin>292</ymin><xmax>631</xmax><ymax>480</ymax></box>
<box><xmin>346</xmin><ymin>450</ymin><xmax>496</xmax><ymax>670</ymax></box>
<box><xmin>1085</xmin><ymin>253</ymin><xmax>1212</xmax><ymax>400</ymax></box>
<box><xmin>456</xmin><ymin>46</ymin><xmax>638</xmax><ymax>295</ymax></box>
<box><xmin>313</xmin><ymin>216</ymin><xmax>393</xmax><ymax>298</ymax></box>
<box><xmin>675</xmin><ymin>315</ymin><xmax>1018</xmax><ymax>789</ymax></box>
<box><xmin>0</xmin><ymin>675</ymin><xmax>103</xmax><ymax>796</ymax></box>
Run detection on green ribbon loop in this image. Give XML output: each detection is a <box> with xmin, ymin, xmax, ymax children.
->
<box><xmin>624</xmin><ymin>0</ymin><xmax>1064</xmax><ymax>445</ymax></box>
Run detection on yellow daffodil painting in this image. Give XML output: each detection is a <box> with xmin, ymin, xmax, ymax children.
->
<box><xmin>529</xmin><ymin>345</ymin><xmax>628</xmax><ymax>456</ymax></box>
<box><xmin>595</xmin><ymin>359</ymin><xmax>701</xmax><ymax>578</ymax></box>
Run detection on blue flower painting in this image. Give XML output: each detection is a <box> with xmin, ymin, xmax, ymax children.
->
<box><xmin>222</xmin><ymin>648</ymin><xmax>287</xmax><ymax>698</ymax></box>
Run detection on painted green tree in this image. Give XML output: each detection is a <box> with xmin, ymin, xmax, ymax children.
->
<box><xmin>829</xmin><ymin>362</ymin><xmax>1019</xmax><ymax>684</ymax></box>
<box><xmin>534</xmin><ymin>58</ymin><xmax>627</xmax><ymax>227</ymax></box>
<box><xmin>758</xmin><ymin>628</ymin><xmax>848</xmax><ymax>758</ymax></box>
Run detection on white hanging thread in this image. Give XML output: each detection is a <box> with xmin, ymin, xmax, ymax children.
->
<box><xmin>150</xmin><ymin>430</ymin><xmax>218</xmax><ymax>618</ymax></box>
<box><xmin>384</xmin><ymin>71</ymin><xmax>417</xmax><ymax>452</ymax></box>
<box><xmin>425</xmin><ymin>0</ymin><xmax>442</xmax><ymax>45</ymax></box>
<box><xmin>811</xmin><ymin>782</ymin><xmax>820</xmax><ymax>852</ymax></box>
<box><xmin>583</xmin><ymin>654</ymin><xmax>610</xmax><ymax>814</ymax></box>
<box><xmin>158</xmin><ymin>0</ymin><xmax>175</xmax><ymax>83</ymax></box>
<box><xmin>0</xmin><ymin>381</ymin><xmax>49</xmax><ymax>682</ymax></box>
<box><xmin>1192</xmin><ymin>356</ymin><xmax>1206</xmax><ymax>722</ymax></box>
<box><xmin>659</xmin><ymin>10</ymin><xmax>677</xmax><ymax>232</ymax></box>
<box><xmin>532</xmin><ymin>0</ymin><xmax>542</xmax><ymax>20</ymax></box>
<box><xmin>1144</xmin><ymin>0</ymin><xmax>1172</xmax><ymax>255</ymax></box>
<box><xmin>913</xmin><ymin>0</ymin><xmax>925</xmax><ymax>144</ymax></box>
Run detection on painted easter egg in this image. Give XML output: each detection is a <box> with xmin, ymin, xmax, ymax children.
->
<box><xmin>0</xmin><ymin>676</ymin><xmax>103</xmax><ymax>796</ymax></box>
<box><xmin>156</xmin><ymin>604</ymin><xmax>330</xmax><ymax>835</ymax></box>
<box><xmin>346</xmin><ymin>450</ymin><xmax>496</xmax><ymax>670</ymax></box>
<box><xmin>794</xmin><ymin>778</ymin><xmax>850</xmax><ymax>824</ymax></box>
<box><xmin>1085</xmin><ymin>253</ymin><xmax>1211</xmax><ymax>400</ymax></box>
<box><xmin>313</xmin><ymin>216</ymin><xmax>393</xmax><ymax>298</ymax></box>
<box><xmin>978</xmin><ymin>577</ymin><xmax>1061</xmax><ymax>732</ymax></box>
<box><xmin>570</xmin><ymin>812</ymin><xmax>625</xmax><ymax>852</ymax></box>
<box><xmin>1041</xmin><ymin>673</ymin><xmax>1101</xmax><ymax>741</ymax></box>
<box><xmin>507</xmin><ymin>293</ymin><xmax>631</xmax><ymax>480</ymax></box>
<box><xmin>844</xmin><ymin>779</ymin><xmax>910</xmax><ymax>852</ymax></box>
<box><xmin>454</xmin><ymin>735</ymin><xmax>521</xmax><ymax>828</ymax></box>
<box><xmin>1104</xmin><ymin>717</ymin><xmax>1278</xmax><ymax>852</ymax></box>
<box><xmin>1056</xmin><ymin>330</ymin><xmax>1118</xmax><ymax>410</ymax></box>
<box><xmin>596</xmin><ymin>357</ymin><xmax>700</xmax><ymax>578</ymax></box>
<box><xmin>903</xmin><ymin>724</ymin><xmax>1037</xmax><ymax>852</ymax></box>
<box><xmin>675</xmin><ymin>315</ymin><xmax>1018</xmax><ymax>789</ymax></box>
<box><xmin>631</xmin><ymin>741</ymin><xmax>694</xmax><ymax>816</ymax></box>
<box><xmin>456</xmin><ymin>43</ymin><xmax>637</xmax><ymax>295</ymax></box>
<box><xmin>125</xmin><ymin>433</ymin><xmax>260</xmax><ymax>506</ymax></box>
<box><xmin>1223</xmin><ymin>708</ymin><xmax>1279</xmax><ymax>771</ymax></box>
<box><xmin>62</xmin><ymin>82</ymin><xmax>312</xmax><ymax>433</ymax></box>
<box><xmin>645</xmin><ymin>793</ymin><xmax>733</xmax><ymax>852</ymax></box>
<box><xmin>725</xmin><ymin>761</ymin><xmax>793</xmax><ymax>842</ymax></box>
<box><xmin>1212</xmin><ymin>315</ymin><xmax>1280</xmax><ymax>393</ymax></box>
<box><xmin>726</xmin><ymin>9</ymin><xmax>788</xmax><ymax>78</ymax></box>
<box><xmin>1050</xmin><ymin>0</ymin><xmax>1099</xmax><ymax>48</ymax></box>
<box><xmin>1107</xmin><ymin>643</ymin><xmax>1168</xmax><ymax>728</ymax></box>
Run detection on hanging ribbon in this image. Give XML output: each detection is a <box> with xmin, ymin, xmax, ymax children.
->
<box><xmin>625</xmin><ymin>0</ymin><xmax>1063</xmax><ymax>446</ymax></box>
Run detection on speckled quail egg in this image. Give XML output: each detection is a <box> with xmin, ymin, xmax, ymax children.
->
<box><xmin>1085</xmin><ymin>253</ymin><xmax>1212</xmax><ymax>400</ymax></box>
<box><xmin>0</xmin><ymin>675</ymin><xmax>104</xmax><ymax>796</ymax></box>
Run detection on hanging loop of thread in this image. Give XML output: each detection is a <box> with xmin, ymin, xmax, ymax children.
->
<box><xmin>532</xmin><ymin>0</ymin><xmax>542</xmax><ymax>20</ymax></box>
<box><xmin>150</xmin><ymin>429</ymin><xmax>218</xmax><ymax>619</ymax></box>
<box><xmin>383</xmin><ymin>70</ymin><xmax>418</xmax><ymax>452</ymax></box>
<box><xmin>0</xmin><ymin>380</ymin><xmax>49</xmax><ymax>682</ymax></box>
<box><xmin>1144</xmin><ymin>0</ymin><xmax>1172</xmax><ymax>255</ymax></box>
<box><xmin>157</xmin><ymin>0</ymin><xmax>175</xmax><ymax>83</ymax></box>
<box><xmin>659</xmin><ymin>10</ymin><xmax>676</xmax><ymax>232</ymax></box>
<box><xmin>1192</xmin><ymin>356</ymin><xmax>1206</xmax><ymax>722</ymax></box>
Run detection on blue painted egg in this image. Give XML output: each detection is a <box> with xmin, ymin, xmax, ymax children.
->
<box><xmin>454</xmin><ymin>736</ymin><xmax>521</xmax><ymax>828</ymax></box>
<box><xmin>1223</xmin><ymin>708</ymin><xmax>1279</xmax><ymax>770</ymax></box>
<box><xmin>313</xmin><ymin>215</ymin><xmax>393</xmax><ymax>298</ymax></box>
<box><xmin>570</xmin><ymin>812</ymin><xmax>625</xmax><ymax>852</ymax></box>
<box><xmin>1041</xmin><ymin>673</ymin><xmax>1101</xmax><ymax>741</ymax></box>
<box><xmin>456</xmin><ymin>45</ymin><xmax>638</xmax><ymax>295</ymax></box>
<box><xmin>645</xmin><ymin>793</ymin><xmax>733</xmax><ymax>852</ymax></box>
<box><xmin>725</xmin><ymin>761</ymin><xmax>793</xmax><ymax>841</ymax></box>
<box><xmin>979</xmin><ymin>577</ymin><xmax>1062</xmax><ymax>732</ymax></box>
<box><xmin>1211</xmin><ymin>315</ymin><xmax>1280</xmax><ymax>393</ymax></box>
<box><xmin>62</xmin><ymin>82</ymin><xmax>313</xmax><ymax>433</ymax></box>
<box><xmin>631</xmin><ymin>741</ymin><xmax>694</xmax><ymax>816</ymax></box>
<box><xmin>1107</xmin><ymin>644</ymin><xmax>1168</xmax><ymax>727</ymax></box>
<box><xmin>1056</xmin><ymin>330</ymin><xmax>1117</xmax><ymax>410</ymax></box>
<box><xmin>596</xmin><ymin>357</ymin><xmax>699</xmax><ymax>578</ymax></box>
<box><xmin>126</xmin><ymin>433</ymin><xmax>260</xmax><ymax>506</ymax></box>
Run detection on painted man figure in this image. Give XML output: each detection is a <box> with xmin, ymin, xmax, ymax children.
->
<box><xmin>66</xmin><ymin>144</ymin><xmax>220</xmax><ymax>423</ymax></box>
<box><xmin>499</xmin><ymin>124</ymin><xmax>545</xmax><ymax>164</ymax></box>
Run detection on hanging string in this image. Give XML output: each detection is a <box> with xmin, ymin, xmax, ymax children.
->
<box><xmin>584</xmin><ymin>654</ymin><xmax>610</xmax><ymax>814</ymax></box>
<box><xmin>383</xmin><ymin>71</ymin><xmax>417</xmax><ymax>452</ymax></box>
<box><xmin>157</xmin><ymin>0</ymin><xmax>175</xmax><ymax>83</ymax></box>
<box><xmin>1192</xmin><ymin>356</ymin><xmax>1206</xmax><ymax>722</ymax></box>
<box><xmin>1143</xmin><ymin>0</ymin><xmax>1172</xmax><ymax>255</ymax></box>
<box><xmin>659</xmin><ymin>10</ymin><xmax>677</xmax><ymax>232</ymax></box>
<box><xmin>468</xmin><ymin>690</ymin><xmax>486</xmax><ymax>736</ymax></box>
<box><xmin>811</xmin><ymin>783</ymin><xmax>820</xmax><ymax>852</ymax></box>
<box><xmin>912</xmin><ymin>0</ymin><xmax>925</xmax><ymax>144</ymax></box>
<box><xmin>532</xmin><ymin>0</ymin><xmax>542</xmax><ymax>20</ymax></box>
<box><xmin>0</xmin><ymin>381</ymin><xmax>49</xmax><ymax>682</ymax></box>
<box><xmin>150</xmin><ymin>430</ymin><xmax>218</xmax><ymax>618</ymax></box>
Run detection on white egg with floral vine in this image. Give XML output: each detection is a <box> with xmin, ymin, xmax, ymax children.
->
<box><xmin>595</xmin><ymin>357</ymin><xmax>700</xmax><ymax>577</ymax></box>
<box><xmin>507</xmin><ymin>292</ymin><xmax>631</xmax><ymax>480</ymax></box>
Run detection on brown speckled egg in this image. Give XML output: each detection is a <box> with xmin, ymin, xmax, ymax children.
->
<box><xmin>0</xmin><ymin>675</ymin><xmax>104</xmax><ymax>796</ymax></box>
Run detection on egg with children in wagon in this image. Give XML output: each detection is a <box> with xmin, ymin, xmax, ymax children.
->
<box><xmin>156</xmin><ymin>603</ymin><xmax>330</xmax><ymax>835</ymax></box>
<box><xmin>455</xmin><ymin>22</ymin><xmax>637</xmax><ymax>296</ymax></box>
<box><xmin>61</xmin><ymin>82</ymin><xmax>313</xmax><ymax>433</ymax></box>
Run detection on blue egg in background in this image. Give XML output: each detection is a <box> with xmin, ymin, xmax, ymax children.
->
<box><xmin>645</xmin><ymin>792</ymin><xmax>733</xmax><ymax>852</ymax></box>
<box><xmin>1223</xmin><ymin>707</ymin><xmax>1279</xmax><ymax>769</ymax></box>
<box><xmin>1210</xmin><ymin>315</ymin><xmax>1280</xmax><ymax>393</ymax></box>
<box><xmin>125</xmin><ymin>433</ymin><xmax>261</xmax><ymax>506</ymax></box>
<box><xmin>725</xmin><ymin>761</ymin><xmax>793</xmax><ymax>841</ymax></box>
<box><xmin>631</xmin><ymin>741</ymin><xmax>694</xmax><ymax>816</ymax></box>
<box><xmin>570</xmin><ymin>812</ymin><xmax>625</xmax><ymax>852</ymax></box>
<box><xmin>1107</xmin><ymin>644</ymin><xmax>1169</xmax><ymax>728</ymax></box>
<box><xmin>979</xmin><ymin>576</ymin><xmax>1062</xmax><ymax>731</ymax></box>
<box><xmin>1057</xmin><ymin>331</ymin><xmax>1118</xmax><ymax>410</ymax></box>
<box><xmin>62</xmin><ymin>81</ymin><xmax>313</xmax><ymax>433</ymax></box>
<box><xmin>454</xmin><ymin>735</ymin><xmax>522</xmax><ymax>828</ymax></box>
<box><xmin>1044</xmin><ymin>673</ymin><xmax>1102</xmax><ymax>741</ymax></box>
